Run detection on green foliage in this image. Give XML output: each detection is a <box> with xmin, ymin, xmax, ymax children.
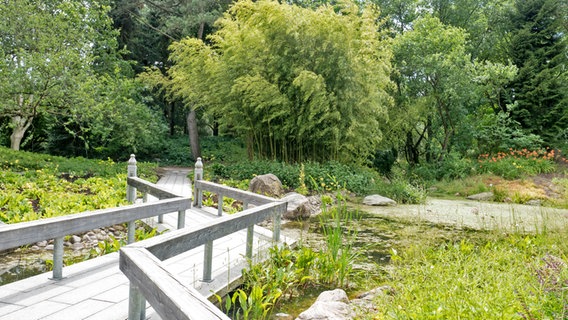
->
<box><xmin>477</xmin><ymin>149</ymin><xmax>557</xmax><ymax>179</ymax></box>
<box><xmin>392</xmin><ymin>15</ymin><xmax>476</xmax><ymax>163</ymax></box>
<box><xmin>158</xmin><ymin>0</ymin><xmax>394</xmax><ymax>163</ymax></box>
<box><xmin>316</xmin><ymin>205</ymin><xmax>359</xmax><ymax>287</ymax></box>
<box><xmin>209</xmin><ymin>160</ymin><xmax>379</xmax><ymax>195</ymax></box>
<box><xmin>473</xmin><ymin>110</ymin><xmax>544</xmax><ymax>155</ymax></box>
<box><xmin>374</xmin><ymin>233</ymin><xmax>568</xmax><ymax>319</ymax></box>
<box><xmin>225</xmin><ymin>201</ymin><xmax>360</xmax><ymax>319</ymax></box>
<box><xmin>0</xmin><ymin>0</ymin><xmax>125</xmax><ymax>151</ymax></box>
<box><xmin>0</xmin><ymin>147</ymin><xmax>158</xmax><ymax>223</ymax></box>
<box><xmin>370</xmin><ymin>149</ymin><xmax>398</xmax><ymax>177</ymax></box>
<box><xmin>371</xmin><ymin>178</ymin><xmax>427</xmax><ymax>204</ymax></box>
<box><xmin>508</xmin><ymin>0</ymin><xmax>568</xmax><ymax>146</ymax></box>
<box><xmin>54</xmin><ymin>76</ymin><xmax>168</xmax><ymax>160</ymax></box>
<box><xmin>412</xmin><ymin>153</ymin><xmax>476</xmax><ymax>181</ymax></box>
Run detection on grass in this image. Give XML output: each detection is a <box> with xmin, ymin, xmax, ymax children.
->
<box><xmin>369</xmin><ymin>231</ymin><xmax>568</xmax><ymax>319</ymax></box>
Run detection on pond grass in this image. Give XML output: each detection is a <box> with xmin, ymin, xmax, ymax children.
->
<box><xmin>368</xmin><ymin>227</ymin><xmax>568</xmax><ymax>319</ymax></box>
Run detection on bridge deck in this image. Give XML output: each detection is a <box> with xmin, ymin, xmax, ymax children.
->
<box><xmin>0</xmin><ymin>169</ymin><xmax>292</xmax><ymax>320</ymax></box>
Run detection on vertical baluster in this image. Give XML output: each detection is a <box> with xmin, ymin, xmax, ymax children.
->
<box><xmin>128</xmin><ymin>284</ymin><xmax>146</xmax><ymax>320</ymax></box>
<box><xmin>127</xmin><ymin>154</ymin><xmax>137</xmax><ymax>244</ymax></box>
<box><xmin>51</xmin><ymin>237</ymin><xmax>64</xmax><ymax>280</ymax></box>
<box><xmin>217</xmin><ymin>193</ymin><xmax>223</xmax><ymax>216</ymax></box>
<box><xmin>273</xmin><ymin>205</ymin><xmax>282</xmax><ymax>242</ymax></box>
<box><xmin>202</xmin><ymin>240</ymin><xmax>213</xmax><ymax>282</ymax></box>
<box><xmin>177</xmin><ymin>210</ymin><xmax>185</xmax><ymax>229</ymax></box>
<box><xmin>246</xmin><ymin>225</ymin><xmax>254</xmax><ymax>260</ymax></box>
<box><xmin>194</xmin><ymin>157</ymin><xmax>203</xmax><ymax>208</ymax></box>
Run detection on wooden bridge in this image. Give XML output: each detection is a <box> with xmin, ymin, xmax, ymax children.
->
<box><xmin>0</xmin><ymin>156</ymin><xmax>293</xmax><ymax>320</ymax></box>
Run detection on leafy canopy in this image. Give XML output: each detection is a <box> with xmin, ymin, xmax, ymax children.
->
<box><xmin>157</xmin><ymin>0</ymin><xmax>394</xmax><ymax>163</ymax></box>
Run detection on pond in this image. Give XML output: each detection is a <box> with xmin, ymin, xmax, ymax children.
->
<box><xmin>272</xmin><ymin>208</ymin><xmax>477</xmax><ymax>318</ymax></box>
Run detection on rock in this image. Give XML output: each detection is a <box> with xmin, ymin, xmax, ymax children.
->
<box><xmin>295</xmin><ymin>289</ymin><xmax>354</xmax><ymax>320</ymax></box>
<box><xmin>36</xmin><ymin>240</ymin><xmax>48</xmax><ymax>247</ymax></box>
<box><xmin>71</xmin><ymin>242</ymin><xmax>84</xmax><ymax>251</ymax></box>
<box><xmin>249</xmin><ymin>174</ymin><xmax>284</xmax><ymax>197</ymax></box>
<box><xmin>350</xmin><ymin>286</ymin><xmax>392</xmax><ymax>313</ymax></box>
<box><xmin>466</xmin><ymin>192</ymin><xmax>494</xmax><ymax>201</ymax></box>
<box><xmin>362</xmin><ymin>195</ymin><xmax>397</xmax><ymax>206</ymax></box>
<box><xmin>275</xmin><ymin>313</ymin><xmax>294</xmax><ymax>320</ymax></box>
<box><xmin>526</xmin><ymin>199</ymin><xmax>542</xmax><ymax>206</ymax></box>
<box><xmin>281</xmin><ymin>193</ymin><xmax>321</xmax><ymax>220</ymax></box>
<box><xmin>31</xmin><ymin>245</ymin><xmax>40</xmax><ymax>251</ymax></box>
<box><xmin>45</xmin><ymin>244</ymin><xmax>54</xmax><ymax>251</ymax></box>
<box><xmin>70</xmin><ymin>235</ymin><xmax>81</xmax><ymax>244</ymax></box>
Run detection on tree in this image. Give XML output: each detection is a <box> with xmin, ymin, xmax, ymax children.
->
<box><xmin>156</xmin><ymin>0</ymin><xmax>394</xmax><ymax>163</ymax></box>
<box><xmin>0</xmin><ymin>0</ymin><xmax>115</xmax><ymax>150</ymax></box>
<box><xmin>111</xmin><ymin>0</ymin><xmax>232</xmax><ymax>160</ymax></box>
<box><xmin>392</xmin><ymin>16</ymin><xmax>476</xmax><ymax>163</ymax></box>
<box><xmin>508</xmin><ymin>0</ymin><xmax>567</xmax><ymax>146</ymax></box>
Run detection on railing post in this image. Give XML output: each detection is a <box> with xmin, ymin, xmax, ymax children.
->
<box><xmin>202</xmin><ymin>240</ymin><xmax>213</xmax><ymax>282</ymax></box>
<box><xmin>127</xmin><ymin>154</ymin><xmax>137</xmax><ymax>203</ymax></box>
<box><xmin>177</xmin><ymin>210</ymin><xmax>185</xmax><ymax>229</ymax></box>
<box><xmin>217</xmin><ymin>192</ymin><xmax>223</xmax><ymax>216</ymax></box>
<box><xmin>51</xmin><ymin>237</ymin><xmax>64</xmax><ymax>280</ymax></box>
<box><xmin>128</xmin><ymin>283</ymin><xmax>146</xmax><ymax>320</ymax></box>
<box><xmin>127</xmin><ymin>154</ymin><xmax>137</xmax><ymax>244</ymax></box>
<box><xmin>246</xmin><ymin>225</ymin><xmax>254</xmax><ymax>260</ymax></box>
<box><xmin>273</xmin><ymin>207</ymin><xmax>281</xmax><ymax>242</ymax></box>
<box><xmin>194</xmin><ymin>157</ymin><xmax>203</xmax><ymax>208</ymax></box>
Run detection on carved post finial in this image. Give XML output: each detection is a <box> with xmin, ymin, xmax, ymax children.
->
<box><xmin>127</xmin><ymin>154</ymin><xmax>137</xmax><ymax>178</ymax></box>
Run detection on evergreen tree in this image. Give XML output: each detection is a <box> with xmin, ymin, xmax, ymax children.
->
<box><xmin>508</xmin><ymin>0</ymin><xmax>567</xmax><ymax>146</ymax></box>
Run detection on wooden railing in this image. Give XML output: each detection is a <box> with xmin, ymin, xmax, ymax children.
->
<box><xmin>120</xmin><ymin>157</ymin><xmax>287</xmax><ymax>320</ymax></box>
<box><xmin>0</xmin><ymin>154</ymin><xmax>191</xmax><ymax>280</ymax></box>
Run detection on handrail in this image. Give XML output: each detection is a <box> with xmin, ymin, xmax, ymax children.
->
<box><xmin>120</xmin><ymin>247</ymin><xmax>230</xmax><ymax>320</ymax></box>
<box><xmin>120</xmin><ymin>201</ymin><xmax>286</xmax><ymax>320</ymax></box>
<box><xmin>120</xmin><ymin>157</ymin><xmax>288</xmax><ymax>320</ymax></box>
<box><xmin>0</xmin><ymin>154</ymin><xmax>191</xmax><ymax>280</ymax></box>
<box><xmin>127</xmin><ymin>176</ymin><xmax>182</xmax><ymax>199</ymax></box>
<box><xmin>137</xmin><ymin>201</ymin><xmax>284</xmax><ymax>260</ymax></box>
<box><xmin>194</xmin><ymin>180</ymin><xmax>275</xmax><ymax>206</ymax></box>
<box><xmin>0</xmin><ymin>198</ymin><xmax>191</xmax><ymax>252</ymax></box>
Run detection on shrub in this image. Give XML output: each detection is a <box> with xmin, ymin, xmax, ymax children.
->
<box><xmin>0</xmin><ymin>147</ymin><xmax>158</xmax><ymax>223</ymax></box>
<box><xmin>477</xmin><ymin>148</ymin><xmax>556</xmax><ymax>179</ymax></box>
<box><xmin>412</xmin><ymin>153</ymin><xmax>474</xmax><ymax>181</ymax></box>
<box><xmin>207</xmin><ymin>159</ymin><xmax>379</xmax><ymax>195</ymax></box>
<box><xmin>371</xmin><ymin>178</ymin><xmax>427</xmax><ymax>204</ymax></box>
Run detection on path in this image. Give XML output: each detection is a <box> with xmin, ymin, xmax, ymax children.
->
<box><xmin>0</xmin><ymin>169</ymin><xmax>290</xmax><ymax>320</ymax></box>
<box><xmin>354</xmin><ymin>198</ymin><xmax>568</xmax><ymax>232</ymax></box>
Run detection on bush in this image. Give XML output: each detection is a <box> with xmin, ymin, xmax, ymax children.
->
<box><xmin>207</xmin><ymin>159</ymin><xmax>379</xmax><ymax>195</ymax></box>
<box><xmin>477</xmin><ymin>149</ymin><xmax>557</xmax><ymax>179</ymax></box>
<box><xmin>0</xmin><ymin>147</ymin><xmax>158</xmax><ymax>223</ymax></box>
<box><xmin>371</xmin><ymin>178</ymin><xmax>427</xmax><ymax>204</ymax></box>
<box><xmin>412</xmin><ymin>153</ymin><xmax>474</xmax><ymax>181</ymax></box>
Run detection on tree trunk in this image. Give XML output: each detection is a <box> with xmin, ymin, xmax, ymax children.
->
<box><xmin>184</xmin><ymin>21</ymin><xmax>207</xmax><ymax>160</ymax></box>
<box><xmin>187</xmin><ymin>109</ymin><xmax>201</xmax><ymax>160</ymax></box>
<box><xmin>10</xmin><ymin>115</ymin><xmax>33</xmax><ymax>151</ymax></box>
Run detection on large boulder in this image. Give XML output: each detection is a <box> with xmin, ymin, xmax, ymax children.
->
<box><xmin>362</xmin><ymin>195</ymin><xmax>396</xmax><ymax>206</ymax></box>
<box><xmin>295</xmin><ymin>289</ymin><xmax>354</xmax><ymax>320</ymax></box>
<box><xmin>249</xmin><ymin>174</ymin><xmax>284</xmax><ymax>197</ymax></box>
<box><xmin>466</xmin><ymin>192</ymin><xmax>494</xmax><ymax>201</ymax></box>
<box><xmin>281</xmin><ymin>192</ymin><xmax>321</xmax><ymax>220</ymax></box>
